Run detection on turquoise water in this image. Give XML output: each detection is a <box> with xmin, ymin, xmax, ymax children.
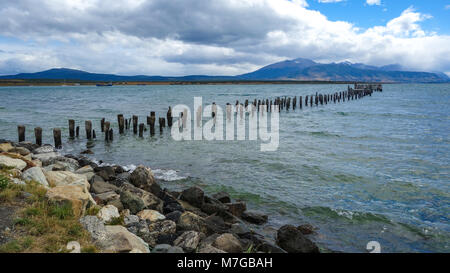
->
<box><xmin>0</xmin><ymin>84</ymin><xmax>449</xmax><ymax>252</ymax></box>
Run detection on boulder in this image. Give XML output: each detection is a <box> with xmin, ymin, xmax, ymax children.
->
<box><xmin>205</xmin><ymin>215</ymin><xmax>232</xmax><ymax>234</ymax></box>
<box><xmin>75</xmin><ymin>165</ymin><xmax>95</xmax><ymax>181</ymax></box>
<box><xmin>180</xmin><ymin>186</ymin><xmax>204</xmax><ymax>208</ymax></box>
<box><xmin>242</xmin><ymin>210</ymin><xmax>268</xmax><ymax>224</ymax></box>
<box><xmin>276</xmin><ymin>225</ymin><xmax>319</xmax><ymax>253</ymax></box>
<box><xmin>21</xmin><ymin>167</ymin><xmax>49</xmax><ymax>187</ymax></box>
<box><xmin>212</xmin><ymin>192</ymin><xmax>231</xmax><ymax>203</ymax></box>
<box><xmin>94</xmin><ymin>191</ymin><xmax>120</xmax><ymax>205</ymax></box>
<box><xmin>213</xmin><ymin>233</ymin><xmax>243</xmax><ymax>253</ymax></box>
<box><xmin>121</xmin><ymin>183</ymin><xmax>163</xmax><ymax>212</ymax></box>
<box><xmin>165</xmin><ymin>211</ymin><xmax>182</xmax><ymax>223</ymax></box>
<box><xmin>198</xmin><ymin>244</ymin><xmax>227</xmax><ymax>253</ymax></box>
<box><xmin>177</xmin><ymin>211</ymin><xmax>209</xmax><ymax>234</ymax></box>
<box><xmin>124</xmin><ymin>215</ymin><xmax>140</xmax><ymax>227</ymax></box>
<box><xmin>10</xmin><ymin>147</ymin><xmax>30</xmax><ymax>156</ymax></box>
<box><xmin>230</xmin><ymin>223</ymin><xmax>251</xmax><ymax>236</ymax></box>
<box><xmin>225</xmin><ymin>202</ymin><xmax>246</xmax><ymax>218</ymax></box>
<box><xmin>120</xmin><ymin>191</ymin><xmax>146</xmax><ymax>214</ymax></box>
<box><xmin>91</xmin><ymin>180</ymin><xmax>120</xmax><ymax>194</ymax></box>
<box><xmin>107</xmin><ymin>198</ymin><xmax>124</xmax><ymax>212</ymax></box>
<box><xmin>46</xmin><ymin>185</ymin><xmax>93</xmax><ymax>217</ymax></box>
<box><xmin>97</xmin><ymin>205</ymin><xmax>120</xmax><ymax>223</ymax></box>
<box><xmin>129</xmin><ymin>165</ymin><xmax>160</xmax><ymax>195</ymax></box>
<box><xmin>0</xmin><ymin>155</ymin><xmax>27</xmax><ymax>170</ymax></box>
<box><xmin>95</xmin><ymin>166</ymin><xmax>116</xmax><ymax>181</ymax></box>
<box><xmin>297</xmin><ymin>224</ymin><xmax>316</xmax><ymax>235</ymax></box>
<box><xmin>152</xmin><ymin>244</ymin><xmax>184</xmax><ymax>253</ymax></box>
<box><xmin>43</xmin><ymin>171</ymin><xmax>90</xmax><ymax>192</ymax></box>
<box><xmin>0</xmin><ymin>143</ymin><xmax>14</xmax><ymax>153</ymax></box>
<box><xmin>32</xmin><ymin>145</ymin><xmax>56</xmax><ymax>154</ymax></box>
<box><xmin>80</xmin><ymin>215</ymin><xmax>107</xmax><ymax>241</ymax></box>
<box><xmin>31</xmin><ymin>152</ymin><xmax>61</xmax><ymax>165</ymax></box>
<box><xmin>102</xmin><ymin>225</ymin><xmax>150</xmax><ymax>253</ymax></box>
<box><xmin>137</xmin><ymin>209</ymin><xmax>166</xmax><ymax>222</ymax></box>
<box><xmin>174</xmin><ymin>231</ymin><xmax>204</xmax><ymax>253</ymax></box>
<box><xmin>163</xmin><ymin>201</ymin><xmax>184</xmax><ymax>214</ymax></box>
<box><xmin>148</xmin><ymin>220</ymin><xmax>177</xmax><ymax>236</ymax></box>
<box><xmin>15</xmin><ymin>142</ymin><xmax>39</xmax><ymax>152</ymax></box>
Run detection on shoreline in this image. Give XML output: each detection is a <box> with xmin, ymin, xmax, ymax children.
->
<box><xmin>0</xmin><ymin>140</ymin><xmax>321</xmax><ymax>253</ymax></box>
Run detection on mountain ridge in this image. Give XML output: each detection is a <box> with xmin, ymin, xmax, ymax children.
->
<box><xmin>1</xmin><ymin>58</ymin><xmax>448</xmax><ymax>83</ymax></box>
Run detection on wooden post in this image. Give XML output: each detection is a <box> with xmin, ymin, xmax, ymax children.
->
<box><xmin>69</xmin><ymin>119</ymin><xmax>75</xmax><ymax>139</ymax></box>
<box><xmin>85</xmin><ymin>120</ymin><xmax>92</xmax><ymax>139</ymax></box>
<box><xmin>118</xmin><ymin>114</ymin><xmax>125</xmax><ymax>134</ymax></box>
<box><xmin>310</xmin><ymin>95</ymin><xmax>313</xmax><ymax>107</ymax></box>
<box><xmin>53</xmin><ymin>128</ymin><xmax>62</xmax><ymax>149</ymax></box>
<box><xmin>104</xmin><ymin>122</ymin><xmax>110</xmax><ymax>142</ymax></box>
<box><xmin>149</xmin><ymin>112</ymin><xmax>156</xmax><ymax>136</ymax></box>
<box><xmin>305</xmin><ymin>95</ymin><xmax>308</xmax><ymax>106</ymax></box>
<box><xmin>159</xmin><ymin>118</ymin><xmax>164</xmax><ymax>133</ymax></box>
<box><xmin>132</xmin><ymin>115</ymin><xmax>138</xmax><ymax>134</ymax></box>
<box><xmin>34</xmin><ymin>127</ymin><xmax>42</xmax><ymax>146</ymax></box>
<box><xmin>167</xmin><ymin>107</ymin><xmax>173</xmax><ymax>127</ymax></box>
<box><xmin>109</xmin><ymin>129</ymin><xmax>113</xmax><ymax>141</ymax></box>
<box><xmin>101</xmin><ymin>118</ymin><xmax>105</xmax><ymax>132</ymax></box>
<box><xmin>18</xmin><ymin>125</ymin><xmax>25</xmax><ymax>142</ymax></box>
<box><xmin>299</xmin><ymin>96</ymin><xmax>302</xmax><ymax>109</ymax></box>
<box><xmin>139</xmin><ymin>123</ymin><xmax>144</xmax><ymax>138</ymax></box>
<box><xmin>76</xmin><ymin>126</ymin><xmax>80</xmax><ymax>137</ymax></box>
<box><xmin>93</xmin><ymin>130</ymin><xmax>96</xmax><ymax>139</ymax></box>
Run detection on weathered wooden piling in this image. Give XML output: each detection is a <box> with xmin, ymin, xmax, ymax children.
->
<box><xmin>53</xmin><ymin>128</ymin><xmax>62</xmax><ymax>149</ymax></box>
<box><xmin>159</xmin><ymin>118</ymin><xmax>164</xmax><ymax>133</ymax></box>
<box><xmin>149</xmin><ymin>112</ymin><xmax>156</xmax><ymax>136</ymax></box>
<box><xmin>18</xmin><ymin>125</ymin><xmax>25</xmax><ymax>142</ymax></box>
<box><xmin>69</xmin><ymin>119</ymin><xmax>75</xmax><ymax>139</ymax></box>
<box><xmin>93</xmin><ymin>130</ymin><xmax>96</xmax><ymax>139</ymax></box>
<box><xmin>76</xmin><ymin>126</ymin><xmax>80</xmax><ymax>137</ymax></box>
<box><xmin>299</xmin><ymin>96</ymin><xmax>302</xmax><ymax>109</ymax></box>
<box><xmin>139</xmin><ymin>123</ymin><xmax>144</xmax><ymax>138</ymax></box>
<box><xmin>34</xmin><ymin>127</ymin><xmax>42</xmax><ymax>146</ymax></box>
<box><xmin>101</xmin><ymin>118</ymin><xmax>105</xmax><ymax>132</ymax></box>
<box><xmin>167</xmin><ymin>107</ymin><xmax>173</xmax><ymax>127</ymax></box>
<box><xmin>118</xmin><ymin>114</ymin><xmax>125</xmax><ymax>134</ymax></box>
<box><xmin>85</xmin><ymin>121</ymin><xmax>92</xmax><ymax>139</ymax></box>
<box><xmin>104</xmin><ymin>122</ymin><xmax>110</xmax><ymax>142</ymax></box>
<box><xmin>132</xmin><ymin>115</ymin><xmax>138</xmax><ymax>134</ymax></box>
<box><xmin>109</xmin><ymin>129</ymin><xmax>113</xmax><ymax>141</ymax></box>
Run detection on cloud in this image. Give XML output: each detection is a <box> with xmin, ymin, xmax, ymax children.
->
<box><xmin>0</xmin><ymin>0</ymin><xmax>449</xmax><ymax>76</ymax></box>
<box><xmin>366</xmin><ymin>0</ymin><xmax>381</xmax><ymax>6</ymax></box>
<box><xmin>318</xmin><ymin>0</ymin><xmax>345</xmax><ymax>3</ymax></box>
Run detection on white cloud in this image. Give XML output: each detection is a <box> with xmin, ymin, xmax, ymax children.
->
<box><xmin>0</xmin><ymin>0</ymin><xmax>448</xmax><ymax>76</ymax></box>
<box><xmin>318</xmin><ymin>0</ymin><xmax>345</xmax><ymax>3</ymax></box>
<box><xmin>366</xmin><ymin>0</ymin><xmax>381</xmax><ymax>6</ymax></box>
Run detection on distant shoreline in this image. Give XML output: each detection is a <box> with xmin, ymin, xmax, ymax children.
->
<box><xmin>0</xmin><ymin>79</ymin><xmax>400</xmax><ymax>86</ymax></box>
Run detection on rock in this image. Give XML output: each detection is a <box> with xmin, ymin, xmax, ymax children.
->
<box><xmin>121</xmin><ymin>183</ymin><xmax>163</xmax><ymax>212</ymax></box>
<box><xmin>80</xmin><ymin>149</ymin><xmax>94</xmax><ymax>154</ymax></box>
<box><xmin>95</xmin><ymin>166</ymin><xmax>116</xmax><ymax>181</ymax></box>
<box><xmin>110</xmin><ymin>172</ymin><xmax>130</xmax><ymax>187</ymax></box>
<box><xmin>129</xmin><ymin>165</ymin><xmax>160</xmax><ymax>195</ymax></box>
<box><xmin>205</xmin><ymin>215</ymin><xmax>231</xmax><ymax>234</ymax></box>
<box><xmin>91</xmin><ymin>180</ymin><xmax>120</xmax><ymax>194</ymax></box>
<box><xmin>43</xmin><ymin>171</ymin><xmax>90</xmax><ymax>192</ymax></box>
<box><xmin>276</xmin><ymin>225</ymin><xmax>319</xmax><ymax>253</ymax></box>
<box><xmin>137</xmin><ymin>209</ymin><xmax>166</xmax><ymax>222</ymax></box>
<box><xmin>124</xmin><ymin>215</ymin><xmax>140</xmax><ymax>227</ymax></box>
<box><xmin>10</xmin><ymin>146</ymin><xmax>30</xmax><ymax>156</ymax></box>
<box><xmin>201</xmin><ymin>197</ymin><xmax>228</xmax><ymax>215</ymax></box>
<box><xmin>113</xmin><ymin>165</ymin><xmax>125</xmax><ymax>174</ymax></box>
<box><xmin>230</xmin><ymin>223</ymin><xmax>251</xmax><ymax>236</ymax></box>
<box><xmin>180</xmin><ymin>186</ymin><xmax>204</xmax><ymax>208</ymax></box>
<box><xmin>165</xmin><ymin>210</ymin><xmax>182</xmax><ymax>222</ymax></box>
<box><xmin>178</xmin><ymin>199</ymin><xmax>207</xmax><ymax>217</ymax></box>
<box><xmin>80</xmin><ymin>216</ymin><xmax>107</xmax><ymax>241</ymax></box>
<box><xmin>163</xmin><ymin>202</ymin><xmax>184</xmax><ymax>214</ymax></box>
<box><xmin>107</xmin><ymin>198</ymin><xmax>124</xmax><ymax>212</ymax></box>
<box><xmin>213</xmin><ymin>233</ymin><xmax>243</xmax><ymax>253</ymax></box>
<box><xmin>225</xmin><ymin>202</ymin><xmax>247</xmax><ymax>218</ymax></box>
<box><xmin>15</xmin><ymin>142</ymin><xmax>39</xmax><ymax>152</ymax></box>
<box><xmin>177</xmin><ymin>211</ymin><xmax>209</xmax><ymax>234</ymax></box>
<box><xmin>89</xmin><ymin>174</ymin><xmax>105</xmax><ymax>185</ymax></box>
<box><xmin>152</xmin><ymin>244</ymin><xmax>184</xmax><ymax>253</ymax></box>
<box><xmin>46</xmin><ymin>185</ymin><xmax>93</xmax><ymax>217</ymax></box>
<box><xmin>21</xmin><ymin>167</ymin><xmax>49</xmax><ymax>187</ymax></box>
<box><xmin>198</xmin><ymin>244</ymin><xmax>227</xmax><ymax>253</ymax></box>
<box><xmin>95</xmin><ymin>191</ymin><xmax>120</xmax><ymax>205</ymax></box>
<box><xmin>297</xmin><ymin>224</ymin><xmax>316</xmax><ymax>235</ymax></box>
<box><xmin>101</xmin><ymin>225</ymin><xmax>150</xmax><ymax>253</ymax></box>
<box><xmin>212</xmin><ymin>192</ymin><xmax>231</xmax><ymax>203</ymax></box>
<box><xmin>120</xmin><ymin>191</ymin><xmax>146</xmax><ymax>214</ymax></box>
<box><xmin>0</xmin><ymin>143</ymin><xmax>14</xmax><ymax>153</ymax></box>
<box><xmin>32</xmin><ymin>145</ymin><xmax>55</xmax><ymax>154</ymax></box>
<box><xmin>0</xmin><ymin>155</ymin><xmax>27</xmax><ymax>170</ymax></box>
<box><xmin>148</xmin><ymin>220</ymin><xmax>177</xmax><ymax>235</ymax></box>
<box><xmin>97</xmin><ymin>205</ymin><xmax>120</xmax><ymax>223</ymax></box>
<box><xmin>174</xmin><ymin>231</ymin><xmax>204</xmax><ymax>253</ymax></box>
<box><xmin>242</xmin><ymin>210</ymin><xmax>268</xmax><ymax>225</ymax></box>
<box><xmin>256</xmin><ymin>241</ymin><xmax>287</xmax><ymax>253</ymax></box>
<box><xmin>31</xmin><ymin>152</ymin><xmax>61</xmax><ymax>165</ymax></box>
<box><xmin>11</xmin><ymin>178</ymin><xmax>26</xmax><ymax>185</ymax></box>
<box><xmin>75</xmin><ymin>165</ymin><xmax>95</xmax><ymax>181</ymax></box>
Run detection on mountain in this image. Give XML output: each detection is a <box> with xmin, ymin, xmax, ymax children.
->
<box><xmin>1</xmin><ymin>59</ymin><xmax>448</xmax><ymax>83</ymax></box>
<box><xmin>239</xmin><ymin>59</ymin><xmax>449</xmax><ymax>83</ymax></box>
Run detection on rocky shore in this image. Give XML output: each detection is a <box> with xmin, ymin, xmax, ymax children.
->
<box><xmin>0</xmin><ymin>140</ymin><xmax>320</xmax><ymax>253</ymax></box>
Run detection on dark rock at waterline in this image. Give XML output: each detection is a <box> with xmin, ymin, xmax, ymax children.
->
<box><xmin>241</xmin><ymin>210</ymin><xmax>268</xmax><ymax>225</ymax></box>
<box><xmin>180</xmin><ymin>186</ymin><xmax>204</xmax><ymax>208</ymax></box>
<box><xmin>129</xmin><ymin>165</ymin><xmax>161</xmax><ymax>196</ymax></box>
<box><xmin>164</xmin><ymin>202</ymin><xmax>184</xmax><ymax>214</ymax></box>
<box><xmin>89</xmin><ymin>174</ymin><xmax>105</xmax><ymax>185</ymax></box>
<box><xmin>113</xmin><ymin>165</ymin><xmax>125</xmax><ymax>174</ymax></box>
<box><xmin>225</xmin><ymin>202</ymin><xmax>246</xmax><ymax>218</ymax></box>
<box><xmin>15</xmin><ymin>141</ymin><xmax>39</xmax><ymax>152</ymax></box>
<box><xmin>80</xmin><ymin>149</ymin><xmax>94</xmax><ymax>155</ymax></box>
<box><xmin>230</xmin><ymin>223</ymin><xmax>251</xmax><ymax>236</ymax></box>
<box><xmin>276</xmin><ymin>225</ymin><xmax>319</xmax><ymax>253</ymax></box>
<box><xmin>297</xmin><ymin>224</ymin><xmax>316</xmax><ymax>235</ymax></box>
<box><xmin>95</xmin><ymin>166</ymin><xmax>116</xmax><ymax>181</ymax></box>
<box><xmin>109</xmin><ymin>172</ymin><xmax>130</xmax><ymax>188</ymax></box>
<box><xmin>256</xmin><ymin>241</ymin><xmax>288</xmax><ymax>253</ymax></box>
<box><xmin>205</xmin><ymin>215</ymin><xmax>232</xmax><ymax>234</ymax></box>
<box><xmin>165</xmin><ymin>211</ymin><xmax>182</xmax><ymax>223</ymax></box>
<box><xmin>120</xmin><ymin>191</ymin><xmax>146</xmax><ymax>214</ymax></box>
<box><xmin>177</xmin><ymin>211</ymin><xmax>209</xmax><ymax>234</ymax></box>
<box><xmin>201</xmin><ymin>202</ymin><xmax>228</xmax><ymax>215</ymax></box>
<box><xmin>212</xmin><ymin>192</ymin><xmax>231</xmax><ymax>203</ymax></box>
<box><xmin>121</xmin><ymin>183</ymin><xmax>164</xmax><ymax>213</ymax></box>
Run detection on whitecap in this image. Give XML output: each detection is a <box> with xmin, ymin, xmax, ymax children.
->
<box><xmin>152</xmin><ymin>169</ymin><xmax>187</xmax><ymax>181</ymax></box>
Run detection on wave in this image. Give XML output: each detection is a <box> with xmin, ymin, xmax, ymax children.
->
<box><xmin>152</xmin><ymin>168</ymin><xmax>187</xmax><ymax>181</ymax></box>
<box><xmin>302</xmin><ymin>206</ymin><xmax>393</xmax><ymax>224</ymax></box>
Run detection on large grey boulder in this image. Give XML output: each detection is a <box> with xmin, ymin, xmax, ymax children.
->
<box><xmin>129</xmin><ymin>165</ymin><xmax>160</xmax><ymax>195</ymax></box>
<box><xmin>21</xmin><ymin>167</ymin><xmax>49</xmax><ymax>187</ymax></box>
<box><xmin>174</xmin><ymin>231</ymin><xmax>204</xmax><ymax>253</ymax></box>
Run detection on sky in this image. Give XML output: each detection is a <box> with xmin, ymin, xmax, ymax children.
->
<box><xmin>0</xmin><ymin>0</ymin><xmax>449</xmax><ymax>76</ymax></box>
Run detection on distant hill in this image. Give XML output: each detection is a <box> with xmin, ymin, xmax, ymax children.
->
<box><xmin>1</xmin><ymin>59</ymin><xmax>448</xmax><ymax>83</ymax></box>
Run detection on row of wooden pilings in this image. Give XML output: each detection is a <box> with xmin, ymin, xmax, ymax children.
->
<box><xmin>15</xmin><ymin>85</ymin><xmax>380</xmax><ymax>149</ymax></box>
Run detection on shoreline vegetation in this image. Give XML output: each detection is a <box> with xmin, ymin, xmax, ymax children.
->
<box><xmin>0</xmin><ymin>79</ymin><xmax>395</xmax><ymax>87</ymax></box>
<box><xmin>0</xmin><ymin>140</ymin><xmax>320</xmax><ymax>253</ymax></box>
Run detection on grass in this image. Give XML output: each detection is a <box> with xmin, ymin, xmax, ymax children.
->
<box><xmin>0</xmin><ymin>169</ymin><xmax>98</xmax><ymax>253</ymax></box>
<box><xmin>105</xmin><ymin>215</ymin><xmax>124</xmax><ymax>226</ymax></box>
